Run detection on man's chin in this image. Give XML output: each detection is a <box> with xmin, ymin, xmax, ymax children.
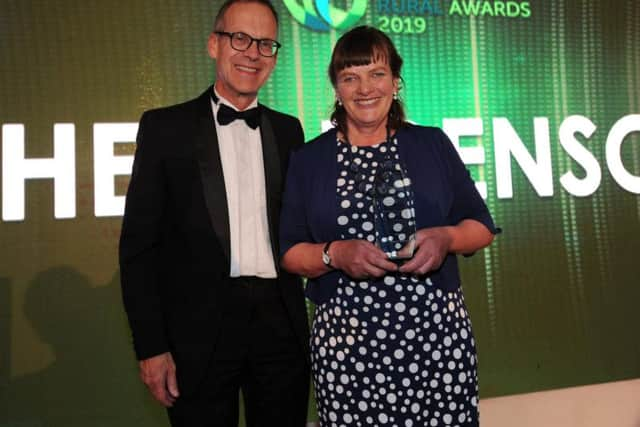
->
<box><xmin>234</xmin><ymin>75</ymin><xmax>270</xmax><ymax>92</ymax></box>
<box><xmin>229</xmin><ymin>81</ymin><xmax>261</xmax><ymax>95</ymax></box>
<box><xmin>216</xmin><ymin>84</ymin><xmax>259</xmax><ymax>106</ymax></box>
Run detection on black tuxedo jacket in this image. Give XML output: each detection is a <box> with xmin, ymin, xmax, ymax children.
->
<box><xmin>119</xmin><ymin>86</ymin><xmax>309</xmax><ymax>396</ymax></box>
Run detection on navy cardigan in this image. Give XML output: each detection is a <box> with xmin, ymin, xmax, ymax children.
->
<box><xmin>280</xmin><ymin>125</ymin><xmax>499</xmax><ymax>304</ymax></box>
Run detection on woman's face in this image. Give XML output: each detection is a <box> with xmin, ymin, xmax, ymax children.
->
<box><xmin>335</xmin><ymin>59</ymin><xmax>399</xmax><ymax>134</ymax></box>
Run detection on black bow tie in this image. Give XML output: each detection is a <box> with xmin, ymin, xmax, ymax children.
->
<box><xmin>210</xmin><ymin>90</ymin><xmax>260</xmax><ymax>129</ymax></box>
<box><xmin>217</xmin><ymin>103</ymin><xmax>261</xmax><ymax>129</ymax></box>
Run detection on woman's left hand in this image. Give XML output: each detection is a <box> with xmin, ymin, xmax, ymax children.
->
<box><xmin>398</xmin><ymin>227</ymin><xmax>452</xmax><ymax>275</ymax></box>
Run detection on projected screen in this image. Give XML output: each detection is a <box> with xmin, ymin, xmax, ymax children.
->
<box><xmin>1</xmin><ymin>0</ymin><xmax>639</xmax><ymax>425</ymax></box>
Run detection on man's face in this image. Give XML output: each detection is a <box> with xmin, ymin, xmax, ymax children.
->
<box><xmin>207</xmin><ymin>2</ymin><xmax>278</xmax><ymax>110</ymax></box>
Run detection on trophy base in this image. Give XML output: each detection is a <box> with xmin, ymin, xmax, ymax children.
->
<box><xmin>383</xmin><ymin>238</ymin><xmax>416</xmax><ymax>263</ymax></box>
<box><xmin>388</xmin><ymin>256</ymin><xmax>412</xmax><ymax>266</ymax></box>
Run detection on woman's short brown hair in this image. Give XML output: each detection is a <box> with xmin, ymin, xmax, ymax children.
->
<box><xmin>328</xmin><ymin>26</ymin><xmax>406</xmax><ymax>137</ymax></box>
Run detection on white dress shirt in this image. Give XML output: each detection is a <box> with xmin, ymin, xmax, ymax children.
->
<box><xmin>211</xmin><ymin>88</ymin><xmax>277</xmax><ymax>278</ymax></box>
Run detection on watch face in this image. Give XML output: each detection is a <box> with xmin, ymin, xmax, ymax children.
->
<box><xmin>322</xmin><ymin>251</ymin><xmax>331</xmax><ymax>265</ymax></box>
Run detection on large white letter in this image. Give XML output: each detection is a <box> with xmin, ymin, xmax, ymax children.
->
<box><xmin>93</xmin><ymin>123</ymin><xmax>137</xmax><ymax>217</ymax></box>
<box><xmin>2</xmin><ymin>124</ymin><xmax>76</xmax><ymax>221</ymax></box>
<box><xmin>606</xmin><ymin>114</ymin><xmax>640</xmax><ymax>194</ymax></box>
<box><xmin>558</xmin><ymin>115</ymin><xmax>601</xmax><ymax>196</ymax></box>
<box><xmin>443</xmin><ymin>118</ymin><xmax>487</xmax><ymax>199</ymax></box>
<box><xmin>494</xmin><ymin>117</ymin><xmax>553</xmax><ymax>198</ymax></box>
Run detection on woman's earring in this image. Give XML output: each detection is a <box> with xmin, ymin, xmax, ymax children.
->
<box><xmin>393</xmin><ymin>92</ymin><xmax>398</xmax><ymax>101</ymax></box>
<box><xmin>337</xmin><ymin>97</ymin><xmax>343</xmax><ymax>106</ymax></box>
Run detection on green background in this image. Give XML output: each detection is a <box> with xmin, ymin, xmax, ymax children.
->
<box><xmin>1</xmin><ymin>0</ymin><xmax>639</xmax><ymax>425</ymax></box>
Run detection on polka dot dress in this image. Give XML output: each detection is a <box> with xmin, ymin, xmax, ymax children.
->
<box><xmin>310</xmin><ymin>137</ymin><xmax>479</xmax><ymax>426</ymax></box>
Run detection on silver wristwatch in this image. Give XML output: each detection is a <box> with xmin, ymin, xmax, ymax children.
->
<box><xmin>322</xmin><ymin>241</ymin><xmax>334</xmax><ymax>268</ymax></box>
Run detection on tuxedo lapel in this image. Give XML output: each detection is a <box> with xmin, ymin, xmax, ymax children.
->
<box><xmin>259</xmin><ymin>110</ymin><xmax>282</xmax><ymax>271</ymax></box>
<box><xmin>194</xmin><ymin>88</ymin><xmax>231</xmax><ymax>262</ymax></box>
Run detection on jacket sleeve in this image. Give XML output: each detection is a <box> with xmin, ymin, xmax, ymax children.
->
<box><xmin>437</xmin><ymin>128</ymin><xmax>500</xmax><ymax>235</ymax></box>
<box><xmin>279</xmin><ymin>147</ymin><xmax>314</xmax><ymax>258</ymax></box>
<box><xmin>119</xmin><ymin>111</ymin><xmax>169</xmax><ymax>360</ymax></box>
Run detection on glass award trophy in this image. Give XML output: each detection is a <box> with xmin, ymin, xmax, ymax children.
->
<box><xmin>371</xmin><ymin>159</ymin><xmax>417</xmax><ymax>261</ymax></box>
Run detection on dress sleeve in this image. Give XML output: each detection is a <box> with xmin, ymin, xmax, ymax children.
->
<box><xmin>438</xmin><ymin>128</ymin><xmax>500</xmax><ymax>235</ymax></box>
<box><xmin>279</xmin><ymin>147</ymin><xmax>313</xmax><ymax>258</ymax></box>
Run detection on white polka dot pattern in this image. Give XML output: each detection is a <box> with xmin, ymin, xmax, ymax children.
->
<box><xmin>310</xmin><ymin>139</ymin><xmax>479</xmax><ymax>426</ymax></box>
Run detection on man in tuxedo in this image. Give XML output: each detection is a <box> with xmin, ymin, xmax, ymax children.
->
<box><xmin>119</xmin><ymin>1</ymin><xmax>309</xmax><ymax>425</ymax></box>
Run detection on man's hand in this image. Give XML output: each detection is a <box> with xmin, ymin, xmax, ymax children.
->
<box><xmin>331</xmin><ymin>240</ymin><xmax>398</xmax><ymax>279</ymax></box>
<box><xmin>139</xmin><ymin>352</ymin><xmax>179</xmax><ymax>407</ymax></box>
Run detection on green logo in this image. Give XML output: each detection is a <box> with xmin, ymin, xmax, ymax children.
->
<box><xmin>283</xmin><ymin>0</ymin><xmax>367</xmax><ymax>32</ymax></box>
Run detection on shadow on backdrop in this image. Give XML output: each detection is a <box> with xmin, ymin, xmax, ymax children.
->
<box><xmin>1</xmin><ymin>277</ymin><xmax>10</xmax><ymax>389</ymax></box>
<box><xmin>0</xmin><ymin>267</ymin><xmax>168</xmax><ymax>427</ymax></box>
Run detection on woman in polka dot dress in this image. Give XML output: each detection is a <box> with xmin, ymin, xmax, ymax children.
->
<box><xmin>280</xmin><ymin>26</ymin><xmax>499</xmax><ymax>427</ymax></box>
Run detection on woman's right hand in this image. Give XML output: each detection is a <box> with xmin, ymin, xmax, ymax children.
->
<box><xmin>331</xmin><ymin>240</ymin><xmax>398</xmax><ymax>280</ymax></box>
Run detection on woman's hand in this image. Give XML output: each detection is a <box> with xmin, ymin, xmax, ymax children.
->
<box><xmin>399</xmin><ymin>227</ymin><xmax>453</xmax><ymax>275</ymax></box>
<box><xmin>398</xmin><ymin>220</ymin><xmax>495</xmax><ymax>276</ymax></box>
<box><xmin>331</xmin><ymin>239</ymin><xmax>398</xmax><ymax>280</ymax></box>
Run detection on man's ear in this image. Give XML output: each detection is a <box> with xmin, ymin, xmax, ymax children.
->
<box><xmin>207</xmin><ymin>32</ymin><xmax>218</xmax><ymax>59</ymax></box>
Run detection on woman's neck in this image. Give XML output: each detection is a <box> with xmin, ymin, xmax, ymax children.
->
<box><xmin>343</xmin><ymin>121</ymin><xmax>389</xmax><ymax>146</ymax></box>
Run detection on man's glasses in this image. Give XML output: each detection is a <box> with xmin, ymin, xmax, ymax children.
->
<box><xmin>215</xmin><ymin>31</ymin><xmax>281</xmax><ymax>57</ymax></box>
